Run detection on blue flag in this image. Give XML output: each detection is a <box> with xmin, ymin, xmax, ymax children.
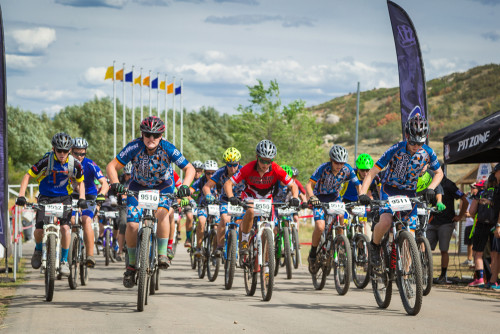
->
<box><xmin>125</xmin><ymin>71</ymin><xmax>133</xmax><ymax>83</ymax></box>
<box><xmin>175</xmin><ymin>86</ymin><xmax>181</xmax><ymax>95</ymax></box>
<box><xmin>0</xmin><ymin>5</ymin><xmax>9</xmax><ymax>249</ymax></box>
<box><xmin>151</xmin><ymin>78</ymin><xmax>158</xmax><ymax>89</ymax></box>
<box><xmin>387</xmin><ymin>0</ymin><xmax>427</xmax><ymax>140</ymax></box>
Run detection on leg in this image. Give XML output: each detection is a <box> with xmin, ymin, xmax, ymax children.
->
<box><xmin>81</xmin><ymin>215</ymin><xmax>95</xmax><ymax>257</ymax></box>
<box><xmin>218</xmin><ymin>213</ymin><xmax>229</xmax><ymax>248</ymax></box>
<box><xmin>197</xmin><ymin>216</ymin><xmax>207</xmax><ymax>248</ymax></box>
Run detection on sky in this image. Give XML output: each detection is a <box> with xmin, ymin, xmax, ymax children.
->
<box><xmin>2</xmin><ymin>0</ymin><xmax>500</xmax><ymax>116</ymax></box>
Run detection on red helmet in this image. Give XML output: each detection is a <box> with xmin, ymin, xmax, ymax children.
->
<box><xmin>140</xmin><ymin>116</ymin><xmax>165</xmax><ymax>134</ymax></box>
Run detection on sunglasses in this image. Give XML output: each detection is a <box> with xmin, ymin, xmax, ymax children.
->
<box><xmin>73</xmin><ymin>152</ymin><xmax>86</xmax><ymax>157</ymax></box>
<box><xmin>226</xmin><ymin>163</ymin><xmax>239</xmax><ymax>167</ymax></box>
<box><xmin>330</xmin><ymin>160</ymin><xmax>345</xmax><ymax>165</ymax></box>
<box><xmin>359</xmin><ymin>169</ymin><xmax>370</xmax><ymax>172</ymax></box>
<box><xmin>55</xmin><ymin>149</ymin><xmax>70</xmax><ymax>154</ymax></box>
<box><xmin>258</xmin><ymin>157</ymin><xmax>273</xmax><ymax>165</ymax></box>
<box><xmin>408</xmin><ymin>140</ymin><xmax>424</xmax><ymax>147</ymax></box>
<box><xmin>205</xmin><ymin>172</ymin><xmax>215</xmax><ymax>176</ymax></box>
<box><xmin>143</xmin><ymin>132</ymin><xmax>162</xmax><ymax>139</ymax></box>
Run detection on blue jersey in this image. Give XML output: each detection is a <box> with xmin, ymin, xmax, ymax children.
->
<box><xmin>342</xmin><ymin>169</ymin><xmax>380</xmax><ymax>201</ymax></box>
<box><xmin>210</xmin><ymin>165</ymin><xmax>245</xmax><ymax>202</ymax></box>
<box><xmin>274</xmin><ymin>182</ymin><xmax>289</xmax><ymax>203</ymax></box>
<box><xmin>80</xmin><ymin>157</ymin><xmax>104</xmax><ymax>196</ymax></box>
<box><xmin>376</xmin><ymin>141</ymin><xmax>440</xmax><ymax>191</ymax></box>
<box><xmin>115</xmin><ymin>138</ymin><xmax>189</xmax><ymax>189</ymax></box>
<box><xmin>310</xmin><ymin>162</ymin><xmax>360</xmax><ymax>202</ymax></box>
<box><xmin>191</xmin><ymin>175</ymin><xmax>217</xmax><ymax>206</ymax></box>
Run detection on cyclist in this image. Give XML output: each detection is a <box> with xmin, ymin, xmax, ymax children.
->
<box><xmin>223</xmin><ymin>139</ymin><xmax>299</xmax><ymax>256</ymax></box>
<box><xmin>115</xmin><ymin>163</ymin><xmax>133</xmax><ymax>261</ymax></box>
<box><xmin>106</xmin><ymin>116</ymin><xmax>195</xmax><ymax>288</ymax></box>
<box><xmin>167</xmin><ymin>169</ymin><xmax>183</xmax><ymax>260</ymax></box>
<box><xmin>202</xmin><ymin>147</ymin><xmax>245</xmax><ymax>256</ymax></box>
<box><xmin>305</xmin><ymin>144</ymin><xmax>361</xmax><ymax>273</ymax></box>
<box><xmin>190</xmin><ymin>160</ymin><xmax>219</xmax><ymax>257</ymax></box>
<box><xmin>358</xmin><ymin>114</ymin><xmax>443</xmax><ymax>268</ymax></box>
<box><xmin>290</xmin><ymin>167</ymin><xmax>307</xmax><ymax>233</ymax></box>
<box><xmin>16</xmin><ymin>132</ymin><xmax>87</xmax><ymax>276</ymax></box>
<box><xmin>183</xmin><ymin>160</ymin><xmax>204</xmax><ymax>248</ymax></box>
<box><xmin>70</xmin><ymin>137</ymin><xmax>109</xmax><ymax>267</ymax></box>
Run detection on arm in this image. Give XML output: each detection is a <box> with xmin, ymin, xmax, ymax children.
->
<box><xmin>428</xmin><ymin>167</ymin><xmax>444</xmax><ymax>191</ymax></box>
<box><xmin>78</xmin><ymin>181</ymin><xmax>86</xmax><ymax>200</ymax></box>
<box><xmin>469</xmin><ymin>199</ymin><xmax>478</xmax><ymax>217</ymax></box>
<box><xmin>305</xmin><ymin>180</ymin><xmax>315</xmax><ymax>200</ymax></box>
<box><xmin>98</xmin><ymin>176</ymin><xmax>109</xmax><ymax>195</ymax></box>
<box><xmin>202</xmin><ymin>179</ymin><xmax>216</xmax><ymax>196</ymax></box>
<box><xmin>360</xmin><ymin>166</ymin><xmax>379</xmax><ymax>195</ymax></box>
<box><xmin>106</xmin><ymin>158</ymin><xmax>123</xmax><ymax>184</ymax></box>
<box><xmin>453</xmin><ymin>195</ymin><xmax>468</xmax><ymax>222</ymax></box>
<box><xmin>181</xmin><ymin>163</ymin><xmax>195</xmax><ymax>187</ymax></box>
<box><xmin>18</xmin><ymin>173</ymin><xmax>32</xmax><ymax>198</ymax></box>
<box><xmin>286</xmin><ymin>181</ymin><xmax>298</xmax><ymax>198</ymax></box>
<box><xmin>224</xmin><ymin>179</ymin><xmax>234</xmax><ymax>199</ymax></box>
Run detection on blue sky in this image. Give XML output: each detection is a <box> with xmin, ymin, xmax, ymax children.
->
<box><xmin>2</xmin><ymin>0</ymin><xmax>500</xmax><ymax>115</ymax></box>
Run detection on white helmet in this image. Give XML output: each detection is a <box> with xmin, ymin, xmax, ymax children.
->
<box><xmin>329</xmin><ymin>144</ymin><xmax>348</xmax><ymax>163</ymax></box>
<box><xmin>192</xmin><ymin>160</ymin><xmax>204</xmax><ymax>169</ymax></box>
<box><xmin>72</xmin><ymin>137</ymin><xmax>88</xmax><ymax>149</ymax></box>
<box><xmin>204</xmin><ymin>160</ymin><xmax>218</xmax><ymax>171</ymax></box>
<box><xmin>256</xmin><ymin>139</ymin><xmax>277</xmax><ymax>159</ymax></box>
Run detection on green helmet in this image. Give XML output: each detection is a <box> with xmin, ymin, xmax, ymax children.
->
<box><xmin>280</xmin><ymin>164</ymin><xmax>293</xmax><ymax>177</ymax></box>
<box><xmin>417</xmin><ymin>171</ymin><xmax>433</xmax><ymax>193</ymax></box>
<box><xmin>356</xmin><ymin>153</ymin><xmax>374</xmax><ymax>170</ymax></box>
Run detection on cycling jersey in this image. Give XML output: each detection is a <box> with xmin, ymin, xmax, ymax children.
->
<box><xmin>173</xmin><ymin>170</ymin><xmax>182</xmax><ymax>188</ymax></box>
<box><xmin>230</xmin><ymin>161</ymin><xmax>292</xmax><ymax>199</ymax></box>
<box><xmin>274</xmin><ymin>182</ymin><xmax>289</xmax><ymax>202</ymax></box>
<box><xmin>191</xmin><ymin>175</ymin><xmax>218</xmax><ymax>206</ymax></box>
<box><xmin>376</xmin><ymin>141</ymin><xmax>440</xmax><ymax>191</ymax></box>
<box><xmin>79</xmin><ymin>157</ymin><xmax>105</xmax><ymax>196</ymax></box>
<box><xmin>28</xmin><ymin>153</ymin><xmax>84</xmax><ymax>197</ymax></box>
<box><xmin>310</xmin><ymin>162</ymin><xmax>359</xmax><ymax>202</ymax></box>
<box><xmin>294</xmin><ymin>179</ymin><xmax>306</xmax><ymax>194</ymax></box>
<box><xmin>210</xmin><ymin>165</ymin><xmax>245</xmax><ymax>202</ymax></box>
<box><xmin>342</xmin><ymin>169</ymin><xmax>380</xmax><ymax>202</ymax></box>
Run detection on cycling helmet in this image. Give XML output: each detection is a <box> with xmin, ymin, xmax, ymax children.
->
<box><xmin>416</xmin><ymin>172</ymin><xmax>432</xmax><ymax>193</ymax></box>
<box><xmin>72</xmin><ymin>137</ymin><xmax>88</xmax><ymax>149</ymax></box>
<box><xmin>291</xmin><ymin>167</ymin><xmax>299</xmax><ymax>177</ymax></box>
<box><xmin>123</xmin><ymin>162</ymin><xmax>132</xmax><ymax>175</ymax></box>
<box><xmin>140</xmin><ymin>116</ymin><xmax>165</xmax><ymax>134</ymax></box>
<box><xmin>223</xmin><ymin>147</ymin><xmax>241</xmax><ymax>163</ymax></box>
<box><xmin>280</xmin><ymin>165</ymin><xmax>293</xmax><ymax>177</ymax></box>
<box><xmin>356</xmin><ymin>153</ymin><xmax>374</xmax><ymax>170</ymax></box>
<box><xmin>192</xmin><ymin>160</ymin><xmax>204</xmax><ymax>169</ymax></box>
<box><xmin>405</xmin><ymin>114</ymin><xmax>429</xmax><ymax>144</ymax></box>
<box><xmin>256</xmin><ymin>139</ymin><xmax>277</xmax><ymax>159</ymax></box>
<box><xmin>329</xmin><ymin>144</ymin><xmax>348</xmax><ymax>163</ymax></box>
<box><xmin>52</xmin><ymin>132</ymin><xmax>73</xmax><ymax>150</ymax></box>
<box><xmin>204</xmin><ymin>160</ymin><xmax>218</xmax><ymax>171</ymax></box>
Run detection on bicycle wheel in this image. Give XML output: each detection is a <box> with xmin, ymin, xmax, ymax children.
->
<box><xmin>273</xmin><ymin>232</ymin><xmax>281</xmax><ymax>277</ymax></box>
<box><xmin>190</xmin><ymin>230</ymin><xmax>197</xmax><ymax>270</ymax></box>
<box><xmin>396</xmin><ymin>230</ymin><xmax>423</xmax><ymax>316</ymax></box>
<box><xmin>260</xmin><ymin>229</ymin><xmax>275</xmax><ymax>301</ymax></box>
<box><xmin>149</xmin><ymin>238</ymin><xmax>158</xmax><ymax>295</ymax></box>
<box><xmin>45</xmin><ymin>234</ymin><xmax>56</xmax><ymax>302</ymax></box>
<box><xmin>416</xmin><ymin>236</ymin><xmax>433</xmax><ymax>296</ymax></box>
<box><xmin>104</xmin><ymin>228</ymin><xmax>111</xmax><ymax>266</ymax></box>
<box><xmin>352</xmin><ymin>233</ymin><xmax>370</xmax><ymax>289</ymax></box>
<box><xmin>291</xmin><ymin>225</ymin><xmax>300</xmax><ymax>269</ymax></box>
<box><xmin>311</xmin><ymin>235</ymin><xmax>329</xmax><ymax>290</ymax></box>
<box><xmin>137</xmin><ymin>228</ymin><xmax>151</xmax><ymax>312</ymax></box>
<box><xmin>207</xmin><ymin>229</ymin><xmax>220</xmax><ymax>282</ymax></box>
<box><xmin>371</xmin><ymin>241</ymin><xmax>392</xmax><ymax>309</ymax></box>
<box><xmin>80</xmin><ymin>241</ymin><xmax>88</xmax><ymax>286</ymax></box>
<box><xmin>244</xmin><ymin>238</ymin><xmax>257</xmax><ymax>296</ymax></box>
<box><xmin>225</xmin><ymin>229</ymin><xmax>237</xmax><ymax>290</ymax></box>
<box><xmin>333</xmin><ymin>234</ymin><xmax>352</xmax><ymax>295</ymax></box>
<box><xmin>68</xmin><ymin>233</ymin><xmax>79</xmax><ymax>290</ymax></box>
<box><xmin>282</xmin><ymin>227</ymin><xmax>292</xmax><ymax>279</ymax></box>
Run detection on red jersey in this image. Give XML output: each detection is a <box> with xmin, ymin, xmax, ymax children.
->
<box><xmin>295</xmin><ymin>179</ymin><xmax>306</xmax><ymax>194</ymax></box>
<box><xmin>173</xmin><ymin>171</ymin><xmax>182</xmax><ymax>188</ymax></box>
<box><xmin>231</xmin><ymin>160</ymin><xmax>292</xmax><ymax>198</ymax></box>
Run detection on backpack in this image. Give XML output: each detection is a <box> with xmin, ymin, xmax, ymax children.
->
<box><xmin>43</xmin><ymin>151</ymin><xmax>76</xmax><ymax>179</ymax></box>
<box><xmin>475</xmin><ymin>187</ymin><xmax>496</xmax><ymax>225</ymax></box>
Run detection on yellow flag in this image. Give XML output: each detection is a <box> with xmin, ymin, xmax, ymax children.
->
<box><xmin>167</xmin><ymin>83</ymin><xmax>174</xmax><ymax>94</ymax></box>
<box><xmin>159</xmin><ymin>81</ymin><xmax>165</xmax><ymax>90</ymax></box>
<box><xmin>104</xmin><ymin>66</ymin><xmax>114</xmax><ymax>80</ymax></box>
<box><xmin>116</xmin><ymin>69</ymin><xmax>124</xmax><ymax>81</ymax></box>
<box><xmin>143</xmin><ymin>76</ymin><xmax>150</xmax><ymax>87</ymax></box>
<box><xmin>134</xmin><ymin>75</ymin><xmax>141</xmax><ymax>85</ymax></box>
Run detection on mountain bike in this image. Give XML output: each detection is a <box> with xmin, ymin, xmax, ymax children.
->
<box><xmin>188</xmin><ymin>213</ymin><xmax>198</xmax><ymax>270</ymax></box>
<box><xmin>416</xmin><ymin>198</ymin><xmax>437</xmax><ymax>296</ymax></box>
<box><xmin>274</xmin><ymin>205</ymin><xmax>295</xmax><ymax>279</ymax></box>
<box><xmin>309</xmin><ymin>201</ymin><xmax>352</xmax><ymax>295</ymax></box>
<box><xmin>370</xmin><ymin>195</ymin><xmax>423</xmax><ymax>316</ymax></box>
<box><xmin>68</xmin><ymin>199</ymin><xmax>89</xmax><ymax>289</ymax></box>
<box><xmin>346</xmin><ymin>204</ymin><xmax>370</xmax><ymax>289</ymax></box>
<box><xmin>196</xmin><ymin>202</ymin><xmax>221</xmax><ymax>282</ymax></box>
<box><xmin>223</xmin><ymin>202</ymin><xmax>243</xmax><ymax>290</ymax></box>
<box><xmin>97</xmin><ymin>209</ymin><xmax>119</xmax><ymax>266</ymax></box>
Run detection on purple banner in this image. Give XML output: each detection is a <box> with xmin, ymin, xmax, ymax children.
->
<box><xmin>0</xmin><ymin>5</ymin><xmax>9</xmax><ymax>249</ymax></box>
<box><xmin>387</xmin><ymin>0</ymin><xmax>427</xmax><ymax>139</ymax></box>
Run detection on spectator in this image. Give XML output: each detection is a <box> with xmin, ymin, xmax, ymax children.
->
<box><xmin>484</xmin><ymin>165</ymin><xmax>500</xmax><ymax>290</ymax></box>
<box><xmin>461</xmin><ymin>180</ymin><xmax>484</xmax><ymax>267</ymax></box>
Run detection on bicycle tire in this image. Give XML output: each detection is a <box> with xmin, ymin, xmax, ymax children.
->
<box><xmin>80</xmin><ymin>241</ymin><xmax>88</xmax><ymax>286</ymax></box>
<box><xmin>352</xmin><ymin>233</ymin><xmax>370</xmax><ymax>289</ymax></box>
<box><xmin>416</xmin><ymin>236</ymin><xmax>433</xmax><ymax>296</ymax></box>
<box><xmin>45</xmin><ymin>234</ymin><xmax>56</xmax><ymax>302</ymax></box>
<box><xmin>225</xmin><ymin>229</ymin><xmax>237</xmax><ymax>290</ymax></box>
<box><xmin>104</xmin><ymin>228</ymin><xmax>111</xmax><ymax>266</ymax></box>
<box><xmin>311</xmin><ymin>235</ymin><xmax>329</xmax><ymax>290</ymax></box>
<box><xmin>207</xmin><ymin>229</ymin><xmax>220</xmax><ymax>282</ymax></box>
<box><xmin>396</xmin><ymin>230</ymin><xmax>423</xmax><ymax>316</ymax></box>
<box><xmin>333</xmin><ymin>234</ymin><xmax>352</xmax><ymax>295</ymax></box>
<box><xmin>68</xmin><ymin>233</ymin><xmax>79</xmax><ymax>290</ymax></box>
<box><xmin>260</xmin><ymin>228</ymin><xmax>275</xmax><ymax>301</ymax></box>
<box><xmin>291</xmin><ymin>225</ymin><xmax>300</xmax><ymax>269</ymax></box>
<box><xmin>371</xmin><ymin>241</ymin><xmax>392</xmax><ymax>309</ymax></box>
<box><xmin>273</xmin><ymin>231</ymin><xmax>281</xmax><ymax>277</ymax></box>
<box><xmin>244</xmin><ymin>238</ymin><xmax>257</xmax><ymax>296</ymax></box>
<box><xmin>283</xmin><ymin>227</ymin><xmax>292</xmax><ymax>279</ymax></box>
<box><xmin>190</xmin><ymin>229</ymin><xmax>197</xmax><ymax>270</ymax></box>
<box><xmin>149</xmin><ymin>238</ymin><xmax>158</xmax><ymax>295</ymax></box>
<box><xmin>137</xmin><ymin>228</ymin><xmax>151</xmax><ymax>312</ymax></box>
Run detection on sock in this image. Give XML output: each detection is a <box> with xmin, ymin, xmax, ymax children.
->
<box><xmin>310</xmin><ymin>246</ymin><xmax>317</xmax><ymax>257</ymax></box>
<box><xmin>158</xmin><ymin>238</ymin><xmax>169</xmax><ymax>256</ymax></box>
<box><xmin>128</xmin><ymin>248</ymin><xmax>136</xmax><ymax>266</ymax></box>
<box><xmin>168</xmin><ymin>239</ymin><xmax>173</xmax><ymax>246</ymax></box>
<box><xmin>61</xmin><ymin>248</ymin><xmax>69</xmax><ymax>262</ymax></box>
<box><xmin>186</xmin><ymin>230</ymin><xmax>192</xmax><ymax>240</ymax></box>
<box><xmin>35</xmin><ymin>242</ymin><xmax>43</xmax><ymax>251</ymax></box>
<box><xmin>242</xmin><ymin>233</ymin><xmax>250</xmax><ymax>242</ymax></box>
<box><xmin>441</xmin><ymin>267</ymin><xmax>447</xmax><ymax>278</ymax></box>
<box><xmin>476</xmin><ymin>270</ymin><xmax>484</xmax><ymax>279</ymax></box>
<box><xmin>371</xmin><ymin>240</ymin><xmax>380</xmax><ymax>248</ymax></box>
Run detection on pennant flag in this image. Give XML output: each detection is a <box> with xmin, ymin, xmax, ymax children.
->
<box><xmin>167</xmin><ymin>83</ymin><xmax>174</xmax><ymax>94</ymax></box>
<box><xmin>387</xmin><ymin>0</ymin><xmax>427</xmax><ymax>140</ymax></box>
<box><xmin>104</xmin><ymin>66</ymin><xmax>114</xmax><ymax>80</ymax></box>
<box><xmin>175</xmin><ymin>86</ymin><xmax>182</xmax><ymax>95</ymax></box>
<box><xmin>134</xmin><ymin>75</ymin><xmax>141</xmax><ymax>85</ymax></box>
<box><xmin>143</xmin><ymin>76</ymin><xmax>150</xmax><ymax>87</ymax></box>
<box><xmin>152</xmin><ymin>77</ymin><xmax>158</xmax><ymax>89</ymax></box>
<box><xmin>116</xmin><ymin>69</ymin><xmax>124</xmax><ymax>81</ymax></box>
<box><xmin>160</xmin><ymin>81</ymin><xmax>165</xmax><ymax>90</ymax></box>
<box><xmin>125</xmin><ymin>71</ymin><xmax>133</xmax><ymax>82</ymax></box>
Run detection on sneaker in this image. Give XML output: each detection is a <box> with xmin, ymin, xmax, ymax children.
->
<box><xmin>123</xmin><ymin>266</ymin><xmax>136</xmax><ymax>288</ymax></box>
<box><xmin>239</xmin><ymin>241</ymin><xmax>249</xmax><ymax>256</ymax></box>
<box><xmin>86</xmin><ymin>255</ymin><xmax>96</xmax><ymax>268</ymax></box>
<box><xmin>491</xmin><ymin>283</ymin><xmax>500</xmax><ymax>291</ymax></box>
<box><xmin>116</xmin><ymin>253</ymin><xmax>123</xmax><ymax>262</ymax></box>
<box><xmin>177</xmin><ymin>231</ymin><xmax>182</xmax><ymax>241</ymax></box>
<box><xmin>434</xmin><ymin>275</ymin><xmax>449</xmax><ymax>285</ymax></box>
<box><xmin>158</xmin><ymin>255</ymin><xmax>170</xmax><ymax>269</ymax></box>
<box><xmin>184</xmin><ymin>240</ymin><xmax>191</xmax><ymax>248</ymax></box>
<box><xmin>31</xmin><ymin>249</ymin><xmax>43</xmax><ymax>269</ymax></box>
<box><xmin>59</xmin><ymin>261</ymin><xmax>70</xmax><ymax>277</ymax></box>
<box><xmin>307</xmin><ymin>255</ymin><xmax>317</xmax><ymax>275</ymax></box>
<box><xmin>214</xmin><ymin>246</ymin><xmax>223</xmax><ymax>258</ymax></box>
<box><xmin>460</xmin><ymin>259</ymin><xmax>474</xmax><ymax>267</ymax></box>
<box><xmin>468</xmin><ymin>278</ymin><xmax>484</xmax><ymax>287</ymax></box>
<box><xmin>167</xmin><ymin>248</ymin><xmax>175</xmax><ymax>260</ymax></box>
<box><xmin>194</xmin><ymin>248</ymin><xmax>203</xmax><ymax>258</ymax></box>
<box><xmin>96</xmin><ymin>237</ymin><xmax>103</xmax><ymax>246</ymax></box>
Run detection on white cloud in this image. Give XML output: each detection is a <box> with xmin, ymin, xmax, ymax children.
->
<box><xmin>80</xmin><ymin>67</ymin><xmax>108</xmax><ymax>87</ymax></box>
<box><xmin>6</xmin><ymin>54</ymin><xmax>41</xmax><ymax>69</ymax></box>
<box><xmin>87</xmin><ymin>88</ymin><xmax>108</xmax><ymax>99</ymax></box>
<box><xmin>16</xmin><ymin>87</ymin><xmax>76</xmax><ymax>102</ymax></box>
<box><xmin>11</xmin><ymin>27</ymin><xmax>56</xmax><ymax>54</ymax></box>
<box><xmin>42</xmin><ymin>105</ymin><xmax>65</xmax><ymax>116</ymax></box>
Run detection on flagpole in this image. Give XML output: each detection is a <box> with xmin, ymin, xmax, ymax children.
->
<box><xmin>149</xmin><ymin>70</ymin><xmax>152</xmax><ymax>116</ymax></box>
<box><xmin>180</xmin><ymin>78</ymin><xmax>184</xmax><ymax>180</ymax></box>
<box><xmin>113</xmin><ymin>60</ymin><xmax>116</xmax><ymax>157</ymax></box>
<box><xmin>172</xmin><ymin>76</ymin><xmax>176</xmax><ymax>150</ymax></box>
<box><xmin>140</xmin><ymin>67</ymin><xmax>143</xmax><ymax>122</ymax></box>
<box><xmin>122</xmin><ymin>63</ymin><xmax>126</xmax><ymax>148</ymax></box>
<box><xmin>131</xmin><ymin>65</ymin><xmax>135</xmax><ymax>140</ymax></box>
<box><xmin>156</xmin><ymin>72</ymin><xmax>160</xmax><ymax>117</ymax></box>
<box><xmin>164</xmin><ymin>74</ymin><xmax>168</xmax><ymax>140</ymax></box>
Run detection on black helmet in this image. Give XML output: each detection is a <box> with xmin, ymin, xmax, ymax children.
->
<box><xmin>72</xmin><ymin>137</ymin><xmax>88</xmax><ymax>149</ymax></box>
<box><xmin>405</xmin><ymin>114</ymin><xmax>429</xmax><ymax>144</ymax></box>
<box><xmin>140</xmin><ymin>116</ymin><xmax>165</xmax><ymax>134</ymax></box>
<box><xmin>52</xmin><ymin>132</ymin><xmax>73</xmax><ymax>150</ymax></box>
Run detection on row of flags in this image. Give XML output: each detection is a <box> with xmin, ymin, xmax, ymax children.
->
<box><xmin>104</xmin><ymin>66</ymin><xmax>181</xmax><ymax>95</ymax></box>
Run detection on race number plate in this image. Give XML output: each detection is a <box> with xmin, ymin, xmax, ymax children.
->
<box><xmin>278</xmin><ymin>208</ymin><xmax>296</xmax><ymax>216</ymax></box>
<box><xmin>388</xmin><ymin>196</ymin><xmax>412</xmax><ymax>212</ymax></box>
<box><xmin>253</xmin><ymin>199</ymin><xmax>272</xmax><ymax>216</ymax></box>
<box><xmin>351</xmin><ymin>206</ymin><xmax>366</xmax><ymax>217</ymax></box>
<box><xmin>45</xmin><ymin>203</ymin><xmax>65</xmax><ymax>218</ymax></box>
<box><xmin>72</xmin><ymin>199</ymin><xmax>79</xmax><ymax>208</ymax></box>
<box><xmin>207</xmin><ymin>205</ymin><xmax>220</xmax><ymax>216</ymax></box>
<box><xmin>417</xmin><ymin>208</ymin><xmax>426</xmax><ymax>216</ymax></box>
<box><xmin>227</xmin><ymin>203</ymin><xmax>244</xmax><ymax>216</ymax></box>
<box><xmin>137</xmin><ymin>190</ymin><xmax>160</xmax><ymax>210</ymax></box>
<box><xmin>327</xmin><ymin>202</ymin><xmax>345</xmax><ymax>215</ymax></box>
<box><xmin>104</xmin><ymin>211</ymin><xmax>119</xmax><ymax>218</ymax></box>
